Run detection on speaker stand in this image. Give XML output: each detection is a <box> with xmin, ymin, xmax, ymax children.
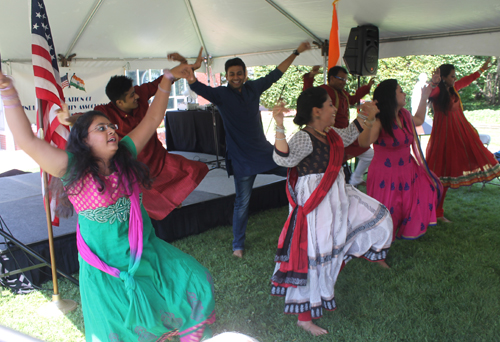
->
<box><xmin>206</xmin><ymin>105</ymin><xmax>225</xmax><ymax>170</ymax></box>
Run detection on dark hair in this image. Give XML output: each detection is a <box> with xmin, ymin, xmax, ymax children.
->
<box><xmin>433</xmin><ymin>64</ymin><xmax>457</xmax><ymax>115</ymax></box>
<box><xmin>373</xmin><ymin>79</ymin><xmax>399</xmax><ymax>139</ymax></box>
<box><xmin>294</xmin><ymin>87</ymin><xmax>329</xmax><ymax>126</ymax></box>
<box><xmin>105</xmin><ymin>76</ymin><xmax>133</xmax><ymax>105</ymax></box>
<box><xmin>224</xmin><ymin>58</ymin><xmax>246</xmax><ymax>74</ymax></box>
<box><xmin>328</xmin><ymin>66</ymin><xmax>348</xmax><ymax>82</ymax></box>
<box><xmin>57</xmin><ymin>111</ymin><xmax>152</xmax><ymax>216</ymax></box>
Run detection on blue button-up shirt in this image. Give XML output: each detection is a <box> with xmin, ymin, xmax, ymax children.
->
<box><xmin>190</xmin><ymin>68</ymin><xmax>283</xmax><ymax>177</ymax></box>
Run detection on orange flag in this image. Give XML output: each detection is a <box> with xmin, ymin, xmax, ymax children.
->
<box><xmin>328</xmin><ymin>0</ymin><xmax>341</xmax><ymax>70</ymax></box>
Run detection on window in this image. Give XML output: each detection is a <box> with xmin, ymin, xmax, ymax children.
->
<box><xmin>125</xmin><ymin>69</ymin><xmax>192</xmax><ymax>111</ymax></box>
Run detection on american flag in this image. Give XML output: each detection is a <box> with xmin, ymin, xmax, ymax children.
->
<box><xmin>61</xmin><ymin>74</ymin><xmax>69</xmax><ymax>89</ymax></box>
<box><xmin>32</xmin><ymin>0</ymin><xmax>70</xmax><ymax>226</ymax></box>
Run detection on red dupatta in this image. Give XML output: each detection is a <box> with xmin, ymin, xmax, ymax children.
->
<box><xmin>272</xmin><ymin>128</ymin><xmax>344</xmax><ymax>288</ymax></box>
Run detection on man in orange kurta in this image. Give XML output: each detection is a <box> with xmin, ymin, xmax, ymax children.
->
<box><xmin>303</xmin><ymin>66</ymin><xmax>374</xmax><ymax>186</ymax></box>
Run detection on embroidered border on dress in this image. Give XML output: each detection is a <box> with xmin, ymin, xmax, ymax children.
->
<box><xmin>78</xmin><ymin>194</ymin><xmax>143</xmax><ymax>224</ymax></box>
<box><xmin>440</xmin><ymin>163</ymin><xmax>500</xmax><ymax>188</ymax></box>
<box><xmin>273</xmin><ymin>288</ymin><xmax>337</xmax><ymax>319</ymax></box>
<box><xmin>344</xmin><ymin>247</ymin><xmax>390</xmax><ymax>263</ymax></box>
<box><xmin>271</xmin><ymin>269</ymin><xmax>308</xmax><ymax>287</ymax></box>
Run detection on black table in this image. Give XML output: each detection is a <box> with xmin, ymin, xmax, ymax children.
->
<box><xmin>164</xmin><ymin>109</ymin><xmax>225</xmax><ymax>157</ymax></box>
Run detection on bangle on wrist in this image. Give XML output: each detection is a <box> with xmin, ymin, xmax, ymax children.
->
<box><xmin>363</xmin><ymin>119</ymin><xmax>374</xmax><ymax>128</ymax></box>
<box><xmin>275</xmin><ymin>125</ymin><xmax>285</xmax><ymax>134</ymax></box>
<box><xmin>4</xmin><ymin>102</ymin><xmax>22</xmax><ymax>109</ymax></box>
<box><xmin>275</xmin><ymin>137</ymin><xmax>286</xmax><ymax>141</ymax></box>
<box><xmin>163</xmin><ymin>69</ymin><xmax>175</xmax><ymax>82</ymax></box>
<box><xmin>1</xmin><ymin>92</ymin><xmax>19</xmax><ymax>101</ymax></box>
<box><xmin>157</xmin><ymin>84</ymin><xmax>170</xmax><ymax>94</ymax></box>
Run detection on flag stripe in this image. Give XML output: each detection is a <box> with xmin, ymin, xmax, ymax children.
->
<box><xmin>34</xmin><ymin>85</ymin><xmax>62</xmax><ymax>108</ymax></box>
<box><xmin>33</xmin><ymin>66</ymin><xmax>60</xmax><ymax>95</ymax></box>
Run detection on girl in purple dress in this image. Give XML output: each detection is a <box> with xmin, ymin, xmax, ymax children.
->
<box><xmin>359</xmin><ymin>79</ymin><xmax>442</xmax><ymax>240</ymax></box>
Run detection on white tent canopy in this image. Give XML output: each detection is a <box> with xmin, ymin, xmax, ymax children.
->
<box><xmin>2</xmin><ymin>0</ymin><xmax>500</xmax><ymax>73</ymax></box>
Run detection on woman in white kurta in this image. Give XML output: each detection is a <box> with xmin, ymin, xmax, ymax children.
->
<box><xmin>271</xmin><ymin>87</ymin><xmax>393</xmax><ymax>336</ymax></box>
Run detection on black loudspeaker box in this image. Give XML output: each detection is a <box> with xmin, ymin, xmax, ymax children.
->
<box><xmin>343</xmin><ymin>25</ymin><xmax>379</xmax><ymax>76</ymax></box>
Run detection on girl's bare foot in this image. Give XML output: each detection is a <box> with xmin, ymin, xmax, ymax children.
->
<box><xmin>437</xmin><ymin>216</ymin><xmax>452</xmax><ymax>223</ymax></box>
<box><xmin>376</xmin><ymin>260</ymin><xmax>390</xmax><ymax>269</ymax></box>
<box><xmin>297</xmin><ymin>320</ymin><xmax>328</xmax><ymax>336</ymax></box>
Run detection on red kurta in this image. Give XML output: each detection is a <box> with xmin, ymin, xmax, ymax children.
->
<box><xmin>426</xmin><ymin>72</ymin><xmax>500</xmax><ymax>188</ymax></box>
<box><xmin>94</xmin><ymin>76</ymin><xmax>209</xmax><ymax>220</ymax></box>
<box><xmin>303</xmin><ymin>75</ymin><xmax>371</xmax><ymax>161</ymax></box>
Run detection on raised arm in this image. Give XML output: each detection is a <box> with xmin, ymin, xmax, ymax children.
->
<box><xmin>453</xmin><ymin>58</ymin><xmax>491</xmax><ymax>92</ymax></box>
<box><xmin>357</xmin><ymin>101</ymin><xmax>382</xmax><ymax>148</ymax></box>
<box><xmin>273</xmin><ymin>102</ymin><xmax>289</xmax><ymax>154</ymax></box>
<box><xmin>349</xmin><ymin>78</ymin><xmax>375</xmax><ymax>105</ymax></box>
<box><xmin>128</xmin><ymin>64</ymin><xmax>192</xmax><ymax>154</ymax></box>
<box><xmin>0</xmin><ymin>72</ymin><xmax>68</xmax><ymax>177</ymax></box>
<box><xmin>277</xmin><ymin>42</ymin><xmax>311</xmax><ymax>73</ymax></box>
<box><xmin>303</xmin><ymin>65</ymin><xmax>320</xmax><ymax>91</ymax></box>
<box><xmin>186</xmin><ymin>67</ymin><xmax>222</xmax><ymax>105</ymax></box>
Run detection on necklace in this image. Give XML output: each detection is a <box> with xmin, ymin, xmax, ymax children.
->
<box><xmin>306</xmin><ymin>125</ymin><xmax>327</xmax><ymax>137</ymax></box>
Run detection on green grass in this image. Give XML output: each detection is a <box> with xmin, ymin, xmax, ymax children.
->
<box><xmin>2</xmin><ymin>179</ymin><xmax>500</xmax><ymax>341</ymax></box>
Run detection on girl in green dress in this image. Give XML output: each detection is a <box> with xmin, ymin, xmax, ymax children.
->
<box><xmin>0</xmin><ymin>65</ymin><xmax>215</xmax><ymax>342</ymax></box>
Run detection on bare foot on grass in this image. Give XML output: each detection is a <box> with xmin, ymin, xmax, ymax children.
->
<box><xmin>376</xmin><ymin>260</ymin><xmax>390</xmax><ymax>269</ymax></box>
<box><xmin>297</xmin><ymin>320</ymin><xmax>328</xmax><ymax>336</ymax></box>
<box><xmin>233</xmin><ymin>250</ymin><xmax>243</xmax><ymax>258</ymax></box>
<box><xmin>437</xmin><ymin>216</ymin><xmax>452</xmax><ymax>223</ymax></box>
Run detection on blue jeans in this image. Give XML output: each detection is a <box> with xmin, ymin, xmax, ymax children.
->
<box><xmin>232</xmin><ymin>166</ymin><xmax>287</xmax><ymax>251</ymax></box>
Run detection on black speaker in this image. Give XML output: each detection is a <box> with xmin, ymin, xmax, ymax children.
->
<box><xmin>343</xmin><ymin>25</ymin><xmax>379</xmax><ymax>76</ymax></box>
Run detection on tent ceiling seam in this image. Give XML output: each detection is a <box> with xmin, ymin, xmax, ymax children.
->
<box><xmin>64</xmin><ymin>0</ymin><xmax>105</xmax><ymax>58</ymax></box>
<box><xmin>264</xmin><ymin>0</ymin><xmax>324</xmax><ymax>45</ymax></box>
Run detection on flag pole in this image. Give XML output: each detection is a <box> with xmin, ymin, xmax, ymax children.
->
<box><xmin>36</xmin><ymin>99</ymin><xmax>77</xmax><ymax>317</ymax></box>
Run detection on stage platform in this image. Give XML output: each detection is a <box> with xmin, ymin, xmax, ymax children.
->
<box><xmin>0</xmin><ymin>152</ymin><xmax>287</xmax><ymax>292</ymax></box>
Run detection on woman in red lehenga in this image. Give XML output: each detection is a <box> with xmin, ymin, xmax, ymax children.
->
<box><xmin>426</xmin><ymin>59</ymin><xmax>500</xmax><ymax>222</ymax></box>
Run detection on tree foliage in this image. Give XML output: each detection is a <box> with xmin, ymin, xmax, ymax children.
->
<box><xmin>237</xmin><ymin>55</ymin><xmax>499</xmax><ymax>111</ymax></box>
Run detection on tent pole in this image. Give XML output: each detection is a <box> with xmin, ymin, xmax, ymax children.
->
<box><xmin>184</xmin><ymin>0</ymin><xmax>209</xmax><ymax>56</ymax></box>
<box><xmin>265</xmin><ymin>0</ymin><xmax>323</xmax><ymax>45</ymax></box>
<box><xmin>64</xmin><ymin>0</ymin><xmax>104</xmax><ymax>58</ymax></box>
